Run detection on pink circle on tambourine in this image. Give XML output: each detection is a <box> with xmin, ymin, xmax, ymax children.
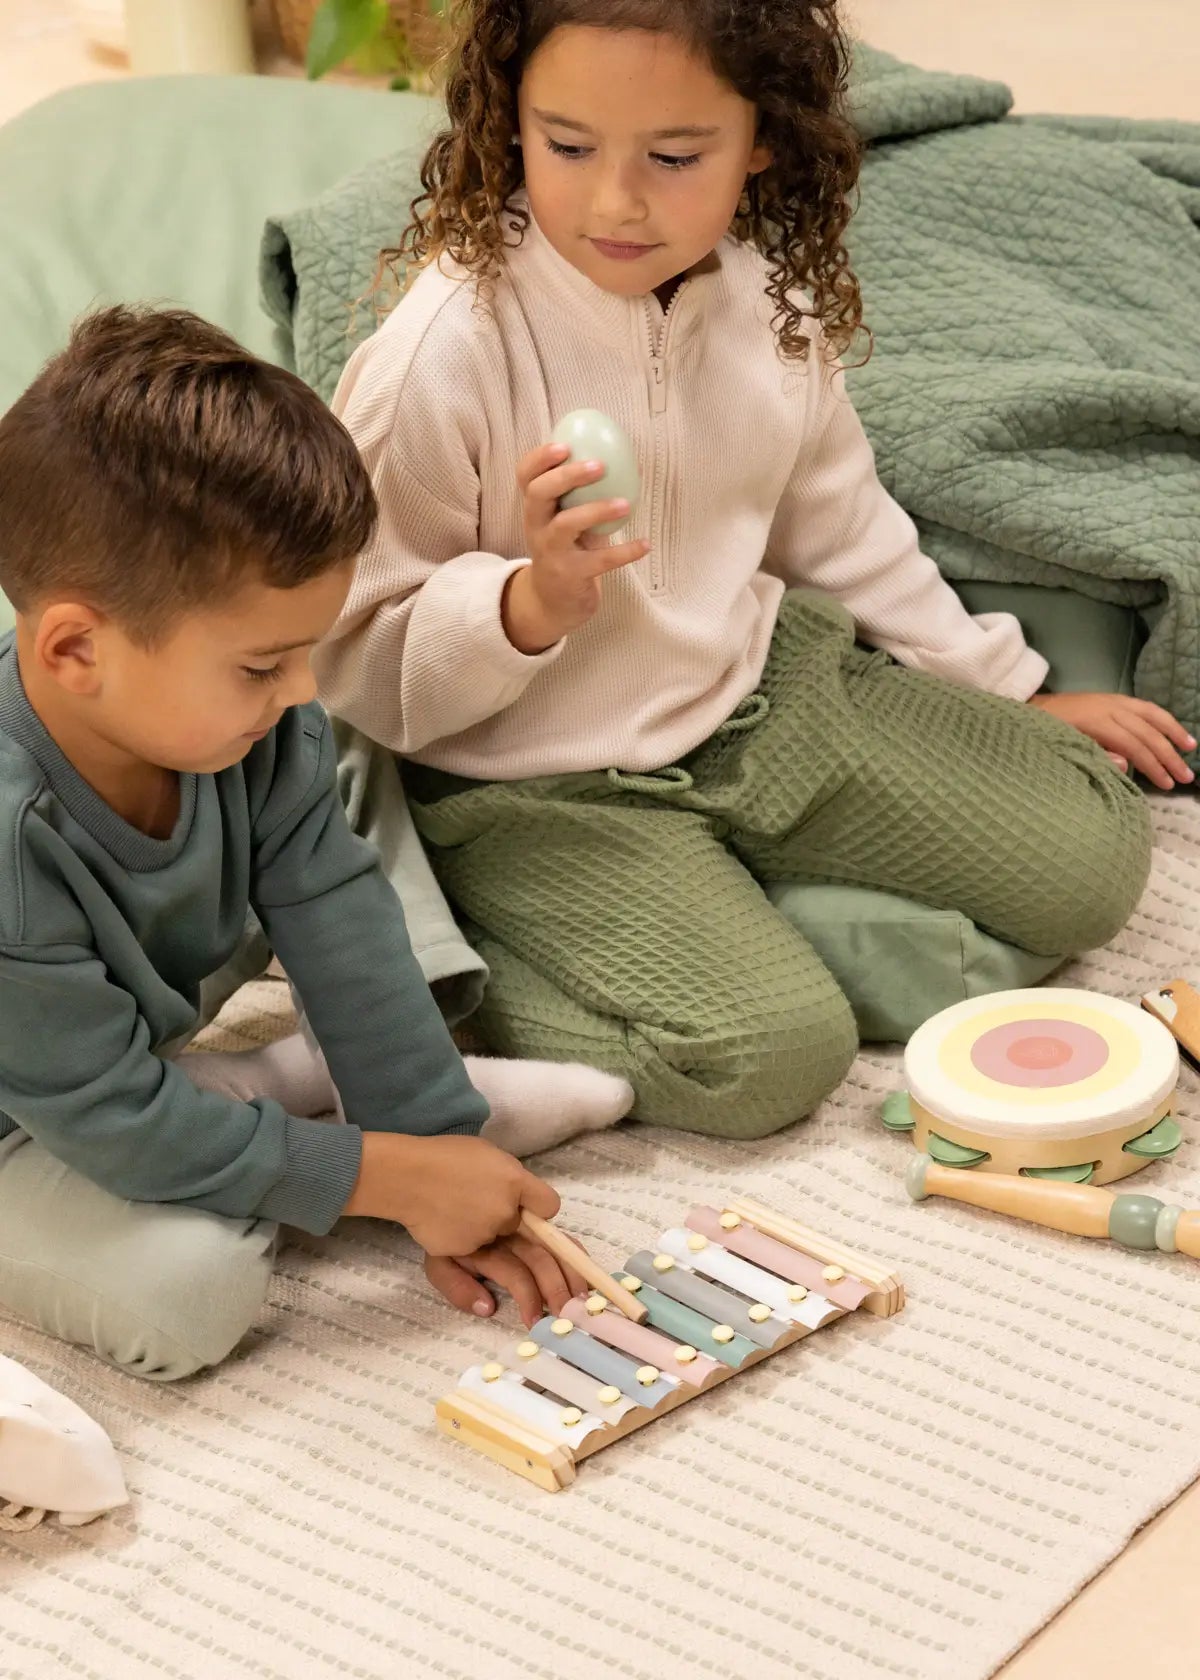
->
<box><xmin>969</xmin><ymin>1018</ymin><xmax>1110</xmax><ymax>1088</ymax></box>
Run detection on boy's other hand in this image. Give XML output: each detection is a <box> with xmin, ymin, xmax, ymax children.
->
<box><xmin>1030</xmin><ymin>692</ymin><xmax>1196</xmax><ymax>790</ymax></box>
<box><xmin>503</xmin><ymin>443</ymin><xmax>650</xmax><ymax>653</ymax></box>
<box><xmin>424</xmin><ymin>1232</ymin><xmax>589</xmax><ymax>1330</ymax></box>
<box><xmin>344</xmin><ymin>1132</ymin><xmax>559</xmax><ymax>1255</ymax></box>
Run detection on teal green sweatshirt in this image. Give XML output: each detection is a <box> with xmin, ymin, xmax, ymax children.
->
<box><xmin>0</xmin><ymin>636</ymin><xmax>487</xmax><ymax>1234</ymax></box>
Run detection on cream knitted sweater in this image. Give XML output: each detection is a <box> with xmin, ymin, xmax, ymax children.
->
<box><xmin>316</xmin><ymin>208</ymin><xmax>1047</xmax><ymax>779</ymax></box>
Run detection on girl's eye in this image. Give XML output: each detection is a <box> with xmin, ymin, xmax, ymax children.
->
<box><xmin>243</xmin><ymin>665</ymin><xmax>284</xmax><ymax>684</ymax></box>
<box><xmin>546</xmin><ymin>138</ymin><xmax>593</xmax><ymax>161</ymax></box>
<box><xmin>652</xmin><ymin>152</ymin><xmax>702</xmax><ymax>171</ymax></box>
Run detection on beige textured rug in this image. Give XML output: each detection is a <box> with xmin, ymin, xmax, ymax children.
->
<box><xmin>4</xmin><ymin>794</ymin><xmax>1200</xmax><ymax>1680</ymax></box>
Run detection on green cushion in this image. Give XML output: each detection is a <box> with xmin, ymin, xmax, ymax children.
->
<box><xmin>0</xmin><ymin>75</ymin><xmax>434</xmax><ymax>414</ymax></box>
<box><xmin>953</xmin><ymin>580</ymin><xmax>1142</xmax><ymax>697</ymax></box>
<box><xmin>766</xmin><ymin>883</ymin><xmax>1061</xmax><ymax>1042</ymax></box>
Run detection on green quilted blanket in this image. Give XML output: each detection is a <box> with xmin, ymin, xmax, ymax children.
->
<box><xmin>260</xmin><ymin>46</ymin><xmax>1200</xmax><ymax>737</ymax></box>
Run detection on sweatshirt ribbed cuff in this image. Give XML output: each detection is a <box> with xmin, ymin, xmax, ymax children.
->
<box><xmin>255</xmin><ymin>1117</ymin><xmax>364</xmax><ymax>1235</ymax></box>
<box><xmin>994</xmin><ymin>645</ymin><xmax>1050</xmax><ymax>703</ymax></box>
<box><xmin>455</xmin><ymin>555</ymin><xmax>567</xmax><ymax>677</ymax></box>
<box><xmin>435</xmin><ymin>1117</ymin><xmax>487</xmax><ymax>1138</ymax></box>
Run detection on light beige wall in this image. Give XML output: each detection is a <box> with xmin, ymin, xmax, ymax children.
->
<box><xmin>848</xmin><ymin>0</ymin><xmax>1199</xmax><ymax>121</ymax></box>
<box><xmin>3</xmin><ymin>2</ymin><xmax>1197</xmax><ymax>127</ymax></box>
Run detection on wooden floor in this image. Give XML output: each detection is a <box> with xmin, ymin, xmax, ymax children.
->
<box><xmin>1</xmin><ymin>3</ymin><xmax>1198</xmax><ymax>1675</ymax></box>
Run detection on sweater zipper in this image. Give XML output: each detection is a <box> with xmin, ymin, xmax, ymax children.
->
<box><xmin>644</xmin><ymin>284</ymin><xmax>686</xmax><ymax>593</ymax></box>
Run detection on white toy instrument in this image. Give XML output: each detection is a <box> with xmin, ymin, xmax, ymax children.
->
<box><xmin>0</xmin><ymin>1355</ymin><xmax>128</xmax><ymax>1530</ymax></box>
<box><xmin>883</xmin><ymin>988</ymin><xmax>1181</xmax><ymax>1186</ymax></box>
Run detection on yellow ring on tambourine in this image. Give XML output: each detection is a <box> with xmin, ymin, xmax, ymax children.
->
<box><xmin>907</xmin><ymin>989</ymin><xmax>1177</xmax><ymax>1143</ymax></box>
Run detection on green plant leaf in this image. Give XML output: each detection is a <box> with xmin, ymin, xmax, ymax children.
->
<box><xmin>350</xmin><ymin>26</ymin><xmax>404</xmax><ymax>75</ymax></box>
<box><xmin>306</xmin><ymin>0</ymin><xmax>389</xmax><ymax>80</ymax></box>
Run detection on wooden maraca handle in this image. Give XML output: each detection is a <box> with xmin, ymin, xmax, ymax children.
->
<box><xmin>908</xmin><ymin>1158</ymin><xmax>1111</xmax><ymax>1236</ymax></box>
<box><xmin>907</xmin><ymin>1157</ymin><xmax>1200</xmax><ymax>1260</ymax></box>
<box><xmin>519</xmin><ymin>1211</ymin><xmax>648</xmax><ymax>1324</ymax></box>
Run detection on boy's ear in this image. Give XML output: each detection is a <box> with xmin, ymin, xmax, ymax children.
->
<box><xmin>33</xmin><ymin>603</ymin><xmax>107</xmax><ymax>697</ymax></box>
<box><xmin>747</xmin><ymin>143</ymin><xmax>771</xmax><ymax>176</ymax></box>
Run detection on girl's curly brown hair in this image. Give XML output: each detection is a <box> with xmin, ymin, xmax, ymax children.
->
<box><xmin>389</xmin><ymin>0</ymin><xmax>865</xmax><ymax>359</ymax></box>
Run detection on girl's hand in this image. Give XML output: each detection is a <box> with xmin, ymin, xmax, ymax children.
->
<box><xmin>503</xmin><ymin>443</ymin><xmax>650</xmax><ymax>653</ymax></box>
<box><xmin>424</xmin><ymin>1232</ymin><xmax>589</xmax><ymax>1330</ymax></box>
<box><xmin>1030</xmin><ymin>692</ymin><xmax>1196</xmax><ymax>789</ymax></box>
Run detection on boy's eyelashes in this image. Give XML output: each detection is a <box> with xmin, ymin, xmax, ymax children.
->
<box><xmin>543</xmin><ymin>137</ymin><xmax>702</xmax><ymax>171</ymax></box>
<box><xmin>242</xmin><ymin>664</ymin><xmax>285</xmax><ymax>684</ymax></box>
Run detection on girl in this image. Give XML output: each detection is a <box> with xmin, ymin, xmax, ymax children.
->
<box><xmin>316</xmin><ymin>0</ymin><xmax>1183</xmax><ymax>1140</ymax></box>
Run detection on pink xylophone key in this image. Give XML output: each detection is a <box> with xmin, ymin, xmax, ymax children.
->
<box><xmin>562</xmin><ymin>1297</ymin><xmax>723</xmax><ymax>1387</ymax></box>
<box><xmin>685</xmin><ymin>1207</ymin><xmax>873</xmax><ymax>1311</ymax></box>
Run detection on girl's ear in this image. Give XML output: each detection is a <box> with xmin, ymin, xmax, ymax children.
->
<box><xmin>747</xmin><ymin>143</ymin><xmax>771</xmax><ymax>176</ymax></box>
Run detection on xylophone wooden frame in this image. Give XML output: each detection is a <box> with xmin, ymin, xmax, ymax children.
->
<box><xmin>435</xmin><ymin>1197</ymin><xmax>905</xmax><ymax>1491</ymax></box>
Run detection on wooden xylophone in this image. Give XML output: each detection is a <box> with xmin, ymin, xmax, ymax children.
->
<box><xmin>436</xmin><ymin>1196</ymin><xmax>904</xmax><ymax>1490</ymax></box>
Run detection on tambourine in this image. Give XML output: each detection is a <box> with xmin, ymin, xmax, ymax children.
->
<box><xmin>883</xmin><ymin>989</ymin><xmax>1181</xmax><ymax>1185</ymax></box>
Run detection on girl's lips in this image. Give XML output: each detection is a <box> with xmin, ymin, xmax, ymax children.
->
<box><xmin>589</xmin><ymin>237</ymin><xmax>658</xmax><ymax>261</ymax></box>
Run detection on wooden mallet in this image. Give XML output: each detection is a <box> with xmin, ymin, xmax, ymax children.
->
<box><xmin>519</xmin><ymin>1211</ymin><xmax>649</xmax><ymax>1323</ymax></box>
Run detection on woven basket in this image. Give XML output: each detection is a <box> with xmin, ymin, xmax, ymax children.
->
<box><xmin>270</xmin><ymin>0</ymin><xmax>448</xmax><ymax>67</ymax></box>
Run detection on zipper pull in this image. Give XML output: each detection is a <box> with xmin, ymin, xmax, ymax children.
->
<box><xmin>650</xmin><ymin>356</ymin><xmax>667</xmax><ymax>415</ymax></box>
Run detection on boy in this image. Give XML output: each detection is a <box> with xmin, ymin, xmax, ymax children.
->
<box><xmin>0</xmin><ymin>307</ymin><xmax>625</xmax><ymax>1382</ymax></box>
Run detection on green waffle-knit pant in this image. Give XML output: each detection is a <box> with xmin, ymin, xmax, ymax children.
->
<box><xmin>406</xmin><ymin>593</ymin><xmax>1152</xmax><ymax>1139</ymax></box>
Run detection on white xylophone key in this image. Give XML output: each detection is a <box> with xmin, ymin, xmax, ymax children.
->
<box><xmin>790</xmin><ymin>1293</ymin><xmax>844</xmax><ymax>1331</ymax></box>
<box><xmin>657</xmin><ymin>1228</ymin><xmax>844</xmax><ymax>1330</ymax></box>
<box><xmin>459</xmin><ymin>1365</ymin><xmax>606</xmax><ymax>1449</ymax></box>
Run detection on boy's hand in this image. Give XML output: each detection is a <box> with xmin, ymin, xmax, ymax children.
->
<box><xmin>1030</xmin><ymin>693</ymin><xmax>1196</xmax><ymax>790</ymax></box>
<box><xmin>343</xmin><ymin>1132</ymin><xmax>559</xmax><ymax>1256</ymax></box>
<box><xmin>425</xmin><ymin>1233</ymin><xmax>589</xmax><ymax>1330</ymax></box>
<box><xmin>503</xmin><ymin>443</ymin><xmax>650</xmax><ymax>653</ymax></box>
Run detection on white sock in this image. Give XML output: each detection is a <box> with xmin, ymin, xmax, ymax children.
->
<box><xmin>181</xmin><ymin>1039</ymin><xmax>633</xmax><ymax>1155</ymax></box>
<box><xmin>471</xmin><ymin>1057</ymin><xmax>634</xmax><ymax>1158</ymax></box>
<box><xmin>178</xmin><ymin>1033</ymin><xmax>338</xmax><ymax>1117</ymax></box>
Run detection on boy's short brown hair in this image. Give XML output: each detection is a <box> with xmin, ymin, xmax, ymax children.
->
<box><xmin>0</xmin><ymin>306</ymin><xmax>377</xmax><ymax>640</ymax></box>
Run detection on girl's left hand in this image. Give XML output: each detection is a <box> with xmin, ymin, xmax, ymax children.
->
<box><xmin>424</xmin><ymin>1233</ymin><xmax>588</xmax><ymax>1330</ymax></box>
<box><xmin>1029</xmin><ymin>692</ymin><xmax>1196</xmax><ymax>789</ymax></box>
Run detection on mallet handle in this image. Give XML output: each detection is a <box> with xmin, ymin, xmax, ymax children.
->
<box><xmin>907</xmin><ymin>1158</ymin><xmax>1200</xmax><ymax>1262</ymax></box>
<box><xmin>519</xmin><ymin>1212</ymin><xmax>648</xmax><ymax>1324</ymax></box>
<box><xmin>908</xmin><ymin>1158</ymin><xmax>1113</xmax><ymax>1236</ymax></box>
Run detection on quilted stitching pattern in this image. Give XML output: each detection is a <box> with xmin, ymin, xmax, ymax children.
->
<box><xmin>406</xmin><ymin>594</ymin><xmax>1151</xmax><ymax>1138</ymax></box>
<box><xmin>259</xmin><ymin>139</ymin><xmax>427</xmax><ymax>406</ymax></box>
<box><xmin>259</xmin><ymin>47</ymin><xmax>1200</xmax><ymax>744</ymax></box>
<box><xmin>847</xmin><ymin>72</ymin><xmax>1200</xmax><ymax>748</ymax></box>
